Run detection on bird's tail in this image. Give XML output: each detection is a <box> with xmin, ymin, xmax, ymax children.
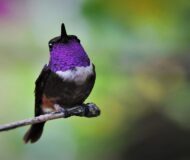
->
<box><xmin>23</xmin><ymin>122</ymin><xmax>45</xmax><ymax>143</ymax></box>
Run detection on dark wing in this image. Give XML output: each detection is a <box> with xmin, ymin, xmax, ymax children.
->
<box><xmin>34</xmin><ymin>65</ymin><xmax>51</xmax><ymax>116</ymax></box>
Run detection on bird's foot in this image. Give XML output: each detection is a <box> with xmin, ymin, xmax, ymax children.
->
<box><xmin>53</xmin><ymin>103</ymin><xmax>101</xmax><ymax>118</ymax></box>
<box><xmin>54</xmin><ymin>104</ymin><xmax>71</xmax><ymax>118</ymax></box>
<box><xmin>66</xmin><ymin>103</ymin><xmax>100</xmax><ymax>117</ymax></box>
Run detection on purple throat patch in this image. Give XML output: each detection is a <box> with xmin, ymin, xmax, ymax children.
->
<box><xmin>48</xmin><ymin>39</ymin><xmax>90</xmax><ymax>72</ymax></box>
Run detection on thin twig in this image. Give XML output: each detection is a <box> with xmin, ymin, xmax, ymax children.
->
<box><xmin>0</xmin><ymin>103</ymin><xmax>100</xmax><ymax>132</ymax></box>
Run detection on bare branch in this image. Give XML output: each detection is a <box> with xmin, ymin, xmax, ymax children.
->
<box><xmin>0</xmin><ymin>103</ymin><xmax>100</xmax><ymax>132</ymax></box>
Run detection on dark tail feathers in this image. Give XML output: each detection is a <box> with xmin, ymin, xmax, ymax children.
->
<box><xmin>23</xmin><ymin>122</ymin><xmax>45</xmax><ymax>143</ymax></box>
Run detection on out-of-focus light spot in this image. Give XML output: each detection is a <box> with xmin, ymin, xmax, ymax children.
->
<box><xmin>0</xmin><ymin>0</ymin><xmax>12</xmax><ymax>17</ymax></box>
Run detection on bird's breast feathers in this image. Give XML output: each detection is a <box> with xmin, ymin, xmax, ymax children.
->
<box><xmin>55</xmin><ymin>63</ymin><xmax>94</xmax><ymax>84</ymax></box>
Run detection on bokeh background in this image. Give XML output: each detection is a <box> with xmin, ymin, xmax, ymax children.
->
<box><xmin>0</xmin><ymin>0</ymin><xmax>190</xmax><ymax>160</ymax></box>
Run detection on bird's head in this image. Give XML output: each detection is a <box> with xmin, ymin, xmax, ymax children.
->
<box><xmin>48</xmin><ymin>23</ymin><xmax>90</xmax><ymax>72</ymax></box>
<box><xmin>48</xmin><ymin>23</ymin><xmax>80</xmax><ymax>51</ymax></box>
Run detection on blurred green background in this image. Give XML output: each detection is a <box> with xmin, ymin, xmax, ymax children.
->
<box><xmin>0</xmin><ymin>0</ymin><xmax>190</xmax><ymax>160</ymax></box>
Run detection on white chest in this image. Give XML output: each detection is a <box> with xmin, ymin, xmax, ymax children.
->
<box><xmin>56</xmin><ymin>63</ymin><xmax>94</xmax><ymax>84</ymax></box>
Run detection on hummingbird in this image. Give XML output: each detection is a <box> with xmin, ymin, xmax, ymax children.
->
<box><xmin>23</xmin><ymin>23</ymin><xmax>96</xmax><ymax>143</ymax></box>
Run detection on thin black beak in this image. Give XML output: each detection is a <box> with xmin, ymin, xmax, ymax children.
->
<box><xmin>60</xmin><ymin>23</ymin><xmax>68</xmax><ymax>41</ymax></box>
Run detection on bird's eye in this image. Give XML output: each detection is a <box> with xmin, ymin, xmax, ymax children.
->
<box><xmin>49</xmin><ymin>43</ymin><xmax>52</xmax><ymax>47</ymax></box>
<box><xmin>49</xmin><ymin>43</ymin><xmax>53</xmax><ymax>48</ymax></box>
<box><xmin>49</xmin><ymin>43</ymin><xmax>53</xmax><ymax>51</ymax></box>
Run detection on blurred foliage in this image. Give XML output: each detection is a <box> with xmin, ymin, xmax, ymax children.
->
<box><xmin>0</xmin><ymin>0</ymin><xmax>190</xmax><ymax>160</ymax></box>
